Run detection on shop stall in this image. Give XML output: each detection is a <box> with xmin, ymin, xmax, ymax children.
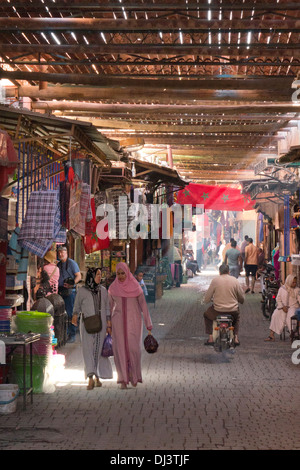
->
<box><xmin>0</xmin><ymin>106</ymin><xmax>124</xmax><ymax>399</ymax></box>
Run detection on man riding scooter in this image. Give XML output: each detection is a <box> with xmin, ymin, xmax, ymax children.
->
<box><xmin>203</xmin><ymin>264</ymin><xmax>245</xmax><ymax>346</ymax></box>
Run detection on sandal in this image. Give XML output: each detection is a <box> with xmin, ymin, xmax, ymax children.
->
<box><xmin>204</xmin><ymin>340</ymin><xmax>214</xmax><ymax>346</ymax></box>
<box><xmin>264</xmin><ymin>336</ymin><xmax>275</xmax><ymax>342</ymax></box>
<box><xmin>87</xmin><ymin>378</ymin><xmax>95</xmax><ymax>390</ymax></box>
<box><xmin>95</xmin><ymin>379</ymin><xmax>102</xmax><ymax>387</ymax></box>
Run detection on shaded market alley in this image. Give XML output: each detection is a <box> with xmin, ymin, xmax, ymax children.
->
<box><xmin>2</xmin><ymin>2</ymin><xmax>300</xmax><ymax>461</ymax></box>
<box><xmin>0</xmin><ymin>269</ymin><xmax>299</xmax><ymax>452</ymax></box>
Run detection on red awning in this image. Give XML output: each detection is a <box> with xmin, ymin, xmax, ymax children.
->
<box><xmin>176</xmin><ymin>183</ymin><xmax>255</xmax><ymax>211</ymax></box>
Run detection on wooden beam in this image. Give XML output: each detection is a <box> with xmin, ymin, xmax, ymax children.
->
<box><xmin>4</xmin><ymin>75</ymin><xmax>293</xmax><ymax>91</ymax></box>
<box><xmin>103</xmin><ymin>133</ymin><xmax>283</xmax><ymax>142</ymax></box>
<box><xmin>50</xmin><ymin>102</ymin><xmax>300</xmax><ymax>115</ymax></box>
<box><xmin>1</xmin><ymin>17</ymin><xmax>300</xmax><ymax>33</ymax></box>
<box><xmin>25</xmin><ymin>90</ymin><xmax>291</xmax><ymax>104</ymax></box>
<box><xmin>6</xmin><ymin>1</ymin><xmax>300</xmax><ymax>12</ymax></box>
<box><xmin>56</xmin><ymin>112</ymin><xmax>299</xmax><ymax>123</ymax></box>
<box><xmin>1</xmin><ymin>43</ymin><xmax>300</xmax><ymax>56</ymax></box>
<box><xmin>141</xmin><ymin>147</ymin><xmax>276</xmax><ymax>157</ymax></box>
<box><xmin>52</xmin><ymin>117</ymin><xmax>285</xmax><ymax>134</ymax></box>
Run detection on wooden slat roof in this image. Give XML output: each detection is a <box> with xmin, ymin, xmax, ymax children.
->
<box><xmin>1</xmin><ymin>0</ymin><xmax>300</xmax><ymax>186</ymax></box>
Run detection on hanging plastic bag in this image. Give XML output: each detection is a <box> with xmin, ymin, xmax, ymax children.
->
<box><xmin>101</xmin><ymin>334</ymin><xmax>113</xmax><ymax>357</ymax></box>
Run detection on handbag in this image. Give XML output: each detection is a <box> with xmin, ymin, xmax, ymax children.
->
<box><xmin>101</xmin><ymin>333</ymin><xmax>113</xmax><ymax>357</ymax></box>
<box><xmin>82</xmin><ymin>288</ymin><xmax>102</xmax><ymax>334</ymax></box>
<box><xmin>144</xmin><ymin>333</ymin><xmax>159</xmax><ymax>354</ymax></box>
<box><xmin>82</xmin><ymin>313</ymin><xmax>102</xmax><ymax>334</ymax></box>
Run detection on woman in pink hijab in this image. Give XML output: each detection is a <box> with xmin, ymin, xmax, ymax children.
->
<box><xmin>108</xmin><ymin>262</ymin><xmax>153</xmax><ymax>389</ymax></box>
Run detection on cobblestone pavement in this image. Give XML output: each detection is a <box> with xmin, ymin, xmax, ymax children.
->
<box><xmin>0</xmin><ymin>268</ymin><xmax>299</xmax><ymax>452</ymax></box>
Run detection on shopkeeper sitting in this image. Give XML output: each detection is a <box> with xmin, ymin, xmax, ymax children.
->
<box><xmin>57</xmin><ymin>245</ymin><xmax>81</xmax><ymax>343</ymax></box>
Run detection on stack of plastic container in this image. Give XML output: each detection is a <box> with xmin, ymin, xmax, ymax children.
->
<box><xmin>0</xmin><ymin>306</ymin><xmax>13</xmax><ymax>384</ymax></box>
<box><xmin>11</xmin><ymin>311</ymin><xmax>53</xmax><ymax>393</ymax></box>
<box><xmin>0</xmin><ymin>306</ymin><xmax>12</xmax><ymax>334</ymax></box>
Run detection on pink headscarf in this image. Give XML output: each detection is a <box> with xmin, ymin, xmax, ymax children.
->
<box><xmin>108</xmin><ymin>262</ymin><xmax>143</xmax><ymax>298</ymax></box>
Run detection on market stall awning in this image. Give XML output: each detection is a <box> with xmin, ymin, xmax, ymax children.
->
<box><xmin>177</xmin><ymin>183</ymin><xmax>255</xmax><ymax>211</ymax></box>
<box><xmin>131</xmin><ymin>158</ymin><xmax>187</xmax><ymax>188</ymax></box>
<box><xmin>0</xmin><ymin>104</ymin><xmax>123</xmax><ymax>166</ymax></box>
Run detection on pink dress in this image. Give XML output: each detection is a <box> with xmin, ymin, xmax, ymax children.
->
<box><xmin>109</xmin><ymin>292</ymin><xmax>153</xmax><ymax>386</ymax></box>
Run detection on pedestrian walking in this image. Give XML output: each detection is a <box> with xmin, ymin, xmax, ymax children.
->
<box><xmin>240</xmin><ymin>235</ymin><xmax>249</xmax><ymax>269</ymax></box>
<box><xmin>244</xmin><ymin>238</ymin><xmax>258</xmax><ymax>293</ymax></box>
<box><xmin>225</xmin><ymin>239</ymin><xmax>242</xmax><ymax>278</ymax></box>
<box><xmin>72</xmin><ymin>268</ymin><xmax>113</xmax><ymax>390</ymax></box>
<box><xmin>108</xmin><ymin>262</ymin><xmax>153</xmax><ymax>389</ymax></box>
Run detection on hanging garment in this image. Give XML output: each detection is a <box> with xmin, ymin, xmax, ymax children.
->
<box><xmin>85</xmin><ymin>197</ymin><xmax>97</xmax><ymax>235</ymax></box>
<box><xmin>83</xmin><ymin>196</ymin><xmax>110</xmax><ymax>254</ymax></box>
<box><xmin>72</xmin><ymin>182</ymin><xmax>92</xmax><ymax>236</ymax></box>
<box><xmin>18</xmin><ymin>186</ymin><xmax>62</xmax><ymax>258</ymax></box>
<box><xmin>59</xmin><ymin>180</ymin><xmax>70</xmax><ymax>228</ymax></box>
<box><xmin>0</xmin><ymin>130</ymin><xmax>19</xmax><ymax>193</ymax></box>
<box><xmin>68</xmin><ymin>180</ymin><xmax>82</xmax><ymax>231</ymax></box>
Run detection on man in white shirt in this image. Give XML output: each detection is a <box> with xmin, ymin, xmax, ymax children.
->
<box><xmin>203</xmin><ymin>264</ymin><xmax>245</xmax><ymax>346</ymax></box>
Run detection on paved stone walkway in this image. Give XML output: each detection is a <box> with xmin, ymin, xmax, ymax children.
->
<box><xmin>0</xmin><ymin>268</ymin><xmax>299</xmax><ymax>452</ymax></box>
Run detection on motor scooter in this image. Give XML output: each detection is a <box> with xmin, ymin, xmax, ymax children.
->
<box><xmin>212</xmin><ymin>314</ymin><xmax>235</xmax><ymax>353</ymax></box>
<box><xmin>260</xmin><ymin>263</ymin><xmax>280</xmax><ymax>320</ymax></box>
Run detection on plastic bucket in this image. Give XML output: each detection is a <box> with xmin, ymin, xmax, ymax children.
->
<box><xmin>14</xmin><ymin>311</ymin><xmax>52</xmax><ymax>334</ymax></box>
<box><xmin>11</xmin><ymin>354</ymin><xmax>48</xmax><ymax>394</ymax></box>
<box><xmin>0</xmin><ymin>384</ymin><xmax>19</xmax><ymax>414</ymax></box>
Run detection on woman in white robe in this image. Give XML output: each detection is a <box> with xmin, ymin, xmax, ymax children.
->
<box><xmin>72</xmin><ymin>268</ymin><xmax>113</xmax><ymax>389</ymax></box>
<box><xmin>265</xmin><ymin>274</ymin><xmax>300</xmax><ymax>341</ymax></box>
